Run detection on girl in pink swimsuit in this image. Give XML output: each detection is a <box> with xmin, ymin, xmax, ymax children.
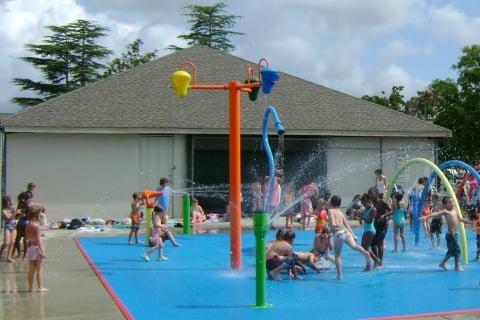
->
<box><xmin>142</xmin><ymin>206</ymin><xmax>167</xmax><ymax>262</ymax></box>
<box><xmin>25</xmin><ymin>203</ymin><xmax>48</xmax><ymax>292</ymax></box>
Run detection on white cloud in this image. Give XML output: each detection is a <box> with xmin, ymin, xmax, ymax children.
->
<box><xmin>428</xmin><ymin>5</ymin><xmax>480</xmax><ymax>46</ymax></box>
<box><xmin>0</xmin><ymin>0</ymin><xmax>479</xmax><ymax>113</ymax></box>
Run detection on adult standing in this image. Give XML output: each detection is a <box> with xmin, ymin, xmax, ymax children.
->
<box><xmin>156</xmin><ymin>177</ymin><xmax>173</xmax><ymax>215</ymax></box>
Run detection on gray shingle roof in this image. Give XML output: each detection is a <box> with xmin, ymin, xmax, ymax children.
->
<box><xmin>3</xmin><ymin>45</ymin><xmax>450</xmax><ymax>137</ymax></box>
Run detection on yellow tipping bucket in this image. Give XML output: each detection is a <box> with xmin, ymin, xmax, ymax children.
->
<box><xmin>171</xmin><ymin>70</ymin><xmax>192</xmax><ymax>97</ymax></box>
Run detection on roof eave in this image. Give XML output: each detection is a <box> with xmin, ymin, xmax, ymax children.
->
<box><xmin>4</xmin><ymin>126</ymin><xmax>452</xmax><ymax>138</ymax></box>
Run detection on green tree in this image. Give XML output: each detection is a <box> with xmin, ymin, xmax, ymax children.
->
<box><xmin>70</xmin><ymin>20</ymin><xmax>111</xmax><ymax>86</ymax></box>
<box><xmin>362</xmin><ymin>86</ymin><xmax>406</xmax><ymax>111</ymax></box>
<box><xmin>366</xmin><ymin>45</ymin><xmax>480</xmax><ymax>162</ymax></box>
<box><xmin>103</xmin><ymin>39</ymin><xmax>157</xmax><ymax>76</ymax></box>
<box><xmin>405</xmin><ymin>79</ymin><xmax>459</xmax><ymax>121</ymax></box>
<box><xmin>12</xmin><ymin>19</ymin><xmax>111</xmax><ymax>108</ymax></box>
<box><xmin>167</xmin><ymin>2</ymin><xmax>243</xmax><ymax>52</ymax></box>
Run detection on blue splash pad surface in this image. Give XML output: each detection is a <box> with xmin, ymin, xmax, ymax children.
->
<box><xmin>78</xmin><ymin>228</ymin><xmax>480</xmax><ymax>320</ymax></box>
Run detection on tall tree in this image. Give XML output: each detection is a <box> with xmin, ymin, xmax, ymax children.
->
<box><xmin>12</xmin><ymin>20</ymin><xmax>111</xmax><ymax>108</ymax></box>
<box><xmin>103</xmin><ymin>39</ymin><xmax>157</xmax><ymax>76</ymax></box>
<box><xmin>167</xmin><ymin>2</ymin><xmax>243</xmax><ymax>52</ymax></box>
<box><xmin>70</xmin><ymin>20</ymin><xmax>111</xmax><ymax>86</ymax></box>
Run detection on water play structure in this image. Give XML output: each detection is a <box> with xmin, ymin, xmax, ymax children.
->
<box><xmin>385</xmin><ymin>158</ymin><xmax>468</xmax><ymax>264</ymax></box>
<box><xmin>171</xmin><ymin>59</ymin><xmax>279</xmax><ymax>269</ymax></box>
<box><xmin>254</xmin><ymin>105</ymin><xmax>285</xmax><ymax>307</ymax></box>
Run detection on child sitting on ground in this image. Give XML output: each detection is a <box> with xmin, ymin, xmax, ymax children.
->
<box><xmin>266</xmin><ymin>229</ymin><xmax>300</xmax><ymax>280</ymax></box>
<box><xmin>312</xmin><ymin>227</ymin><xmax>334</xmax><ymax>267</ymax></box>
<box><xmin>191</xmin><ymin>198</ymin><xmax>206</xmax><ymax>224</ymax></box>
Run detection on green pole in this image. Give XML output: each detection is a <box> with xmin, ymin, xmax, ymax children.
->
<box><xmin>183</xmin><ymin>194</ymin><xmax>191</xmax><ymax>235</ymax></box>
<box><xmin>145</xmin><ymin>206</ymin><xmax>154</xmax><ymax>246</ymax></box>
<box><xmin>253</xmin><ymin>211</ymin><xmax>271</xmax><ymax>308</ymax></box>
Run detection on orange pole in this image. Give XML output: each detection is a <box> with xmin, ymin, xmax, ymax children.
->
<box><xmin>229</xmin><ymin>81</ymin><xmax>242</xmax><ymax>270</ymax></box>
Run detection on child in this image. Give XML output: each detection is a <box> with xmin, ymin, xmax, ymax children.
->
<box><xmin>346</xmin><ymin>194</ymin><xmax>363</xmax><ymax>220</ymax></box>
<box><xmin>374</xmin><ymin>169</ymin><xmax>388</xmax><ymax>198</ymax></box>
<box><xmin>430</xmin><ymin>194</ymin><xmax>443</xmax><ymax>248</ymax></box>
<box><xmin>191</xmin><ymin>198</ymin><xmax>206</xmax><ymax>224</ymax></box>
<box><xmin>473</xmin><ymin>213</ymin><xmax>480</xmax><ymax>261</ymax></box>
<box><xmin>313</xmin><ymin>198</ymin><xmax>328</xmax><ymax>234</ymax></box>
<box><xmin>128</xmin><ymin>192</ymin><xmax>144</xmax><ymax>245</ymax></box>
<box><xmin>13</xmin><ymin>210</ymin><xmax>28</xmax><ymax>259</ymax></box>
<box><xmin>421</xmin><ymin>196</ymin><xmax>473</xmax><ymax>271</ymax></box>
<box><xmin>157</xmin><ymin>206</ymin><xmax>181</xmax><ymax>247</ymax></box>
<box><xmin>283</xmin><ymin>183</ymin><xmax>295</xmax><ymax>228</ymax></box>
<box><xmin>250</xmin><ymin>178</ymin><xmax>263</xmax><ymax>215</ymax></box>
<box><xmin>421</xmin><ymin>195</ymin><xmax>432</xmax><ymax>238</ymax></box>
<box><xmin>25</xmin><ymin>203</ymin><xmax>48</xmax><ymax>292</ymax></box>
<box><xmin>266</xmin><ymin>229</ymin><xmax>300</xmax><ymax>280</ymax></box>
<box><xmin>312</xmin><ymin>226</ymin><xmax>334</xmax><ymax>263</ymax></box>
<box><xmin>142</xmin><ymin>206</ymin><xmax>169</xmax><ymax>262</ymax></box>
<box><xmin>0</xmin><ymin>196</ymin><xmax>17</xmax><ymax>262</ymax></box>
<box><xmin>300</xmin><ymin>181</ymin><xmax>318</xmax><ymax>229</ymax></box>
<box><xmin>358</xmin><ymin>193</ymin><xmax>382</xmax><ymax>268</ymax></box>
<box><xmin>391</xmin><ymin>192</ymin><xmax>407</xmax><ymax>252</ymax></box>
<box><xmin>371</xmin><ymin>190</ymin><xmax>392</xmax><ymax>267</ymax></box>
<box><xmin>328</xmin><ymin>195</ymin><xmax>371</xmax><ymax>280</ymax></box>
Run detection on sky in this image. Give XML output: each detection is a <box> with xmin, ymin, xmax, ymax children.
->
<box><xmin>1</xmin><ymin>0</ymin><xmax>480</xmax><ymax>113</ymax></box>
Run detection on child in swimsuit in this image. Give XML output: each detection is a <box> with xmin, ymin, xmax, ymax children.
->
<box><xmin>25</xmin><ymin>203</ymin><xmax>48</xmax><ymax>292</ymax></box>
<box><xmin>312</xmin><ymin>227</ymin><xmax>334</xmax><ymax>264</ymax></box>
<box><xmin>359</xmin><ymin>193</ymin><xmax>381</xmax><ymax>267</ymax></box>
<box><xmin>421</xmin><ymin>196</ymin><xmax>473</xmax><ymax>271</ymax></box>
<box><xmin>142</xmin><ymin>206</ymin><xmax>167</xmax><ymax>262</ymax></box>
<box><xmin>391</xmin><ymin>192</ymin><xmax>407</xmax><ymax>252</ymax></box>
<box><xmin>128</xmin><ymin>192</ymin><xmax>144</xmax><ymax>245</ymax></box>
<box><xmin>328</xmin><ymin>195</ymin><xmax>371</xmax><ymax>280</ymax></box>
<box><xmin>0</xmin><ymin>196</ymin><xmax>17</xmax><ymax>262</ymax></box>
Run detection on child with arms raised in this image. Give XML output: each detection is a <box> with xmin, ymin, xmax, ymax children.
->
<box><xmin>421</xmin><ymin>196</ymin><xmax>473</xmax><ymax>271</ymax></box>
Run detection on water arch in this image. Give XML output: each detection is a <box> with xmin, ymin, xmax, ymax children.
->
<box><xmin>386</xmin><ymin>158</ymin><xmax>468</xmax><ymax>264</ymax></box>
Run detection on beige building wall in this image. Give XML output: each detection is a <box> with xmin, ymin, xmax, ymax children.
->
<box><xmin>6</xmin><ymin>133</ymin><xmax>187</xmax><ymax>221</ymax></box>
<box><xmin>327</xmin><ymin>137</ymin><xmax>436</xmax><ymax>204</ymax></box>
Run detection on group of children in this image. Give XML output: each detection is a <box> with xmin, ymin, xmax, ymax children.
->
<box><xmin>266</xmin><ymin>168</ymin><xmax>480</xmax><ymax>280</ymax></box>
<box><xmin>0</xmin><ymin>182</ymin><xmax>48</xmax><ymax>292</ymax></box>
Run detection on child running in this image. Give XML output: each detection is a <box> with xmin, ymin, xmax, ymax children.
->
<box><xmin>328</xmin><ymin>195</ymin><xmax>371</xmax><ymax>280</ymax></box>
<box><xmin>142</xmin><ymin>206</ymin><xmax>180</xmax><ymax>262</ymax></box>
<box><xmin>25</xmin><ymin>203</ymin><xmax>48</xmax><ymax>292</ymax></box>
<box><xmin>421</xmin><ymin>196</ymin><xmax>473</xmax><ymax>271</ymax></box>
<box><xmin>128</xmin><ymin>192</ymin><xmax>144</xmax><ymax>245</ymax></box>
<box><xmin>391</xmin><ymin>192</ymin><xmax>407</xmax><ymax>252</ymax></box>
